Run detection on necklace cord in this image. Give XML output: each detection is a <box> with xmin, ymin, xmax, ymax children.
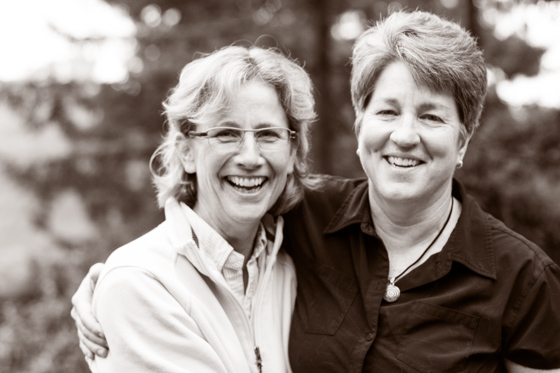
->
<box><xmin>391</xmin><ymin>198</ymin><xmax>454</xmax><ymax>283</ymax></box>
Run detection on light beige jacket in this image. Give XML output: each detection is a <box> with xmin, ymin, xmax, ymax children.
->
<box><xmin>89</xmin><ymin>199</ymin><xmax>296</xmax><ymax>373</ymax></box>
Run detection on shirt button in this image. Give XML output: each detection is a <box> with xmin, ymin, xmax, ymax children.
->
<box><xmin>366</xmin><ymin>333</ymin><xmax>374</xmax><ymax>341</ymax></box>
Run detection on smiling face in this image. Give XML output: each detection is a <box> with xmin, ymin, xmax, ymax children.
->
<box><xmin>182</xmin><ymin>81</ymin><xmax>295</xmax><ymax>236</ymax></box>
<box><xmin>357</xmin><ymin>62</ymin><xmax>469</xmax><ymax>207</ymax></box>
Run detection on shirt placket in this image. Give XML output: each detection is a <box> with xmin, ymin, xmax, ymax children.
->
<box><xmin>222</xmin><ymin>226</ymin><xmax>268</xmax><ymax>318</ymax></box>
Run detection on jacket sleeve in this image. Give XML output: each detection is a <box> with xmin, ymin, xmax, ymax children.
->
<box><xmin>90</xmin><ymin>266</ymin><xmax>230</xmax><ymax>373</ymax></box>
<box><xmin>504</xmin><ymin>262</ymin><xmax>560</xmax><ymax>369</ymax></box>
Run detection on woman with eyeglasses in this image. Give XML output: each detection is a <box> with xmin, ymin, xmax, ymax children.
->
<box><xmin>73</xmin><ymin>45</ymin><xmax>318</xmax><ymax>372</ymax></box>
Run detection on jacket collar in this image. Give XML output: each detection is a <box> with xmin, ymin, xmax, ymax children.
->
<box><xmin>163</xmin><ymin>198</ymin><xmax>284</xmax><ymax>281</ymax></box>
<box><xmin>324</xmin><ymin>179</ymin><xmax>496</xmax><ymax>280</ymax></box>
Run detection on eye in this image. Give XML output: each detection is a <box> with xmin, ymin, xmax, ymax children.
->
<box><xmin>211</xmin><ymin>128</ymin><xmax>242</xmax><ymax>142</ymax></box>
<box><xmin>421</xmin><ymin>114</ymin><xmax>444</xmax><ymax>123</ymax></box>
<box><xmin>256</xmin><ymin>128</ymin><xmax>283</xmax><ymax>143</ymax></box>
<box><xmin>376</xmin><ymin>109</ymin><xmax>398</xmax><ymax>117</ymax></box>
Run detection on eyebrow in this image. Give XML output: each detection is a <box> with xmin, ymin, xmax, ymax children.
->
<box><xmin>216</xmin><ymin>121</ymin><xmax>284</xmax><ymax>129</ymax></box>
<box><xmin>418</xmin><ymin>102</ymin><xmax>453</xmax><ymax>111</ymax></box>
<box><xmin>216</xmin><ymin>121</ymin><xmax>241</xmax><ymax>128</ymax></box>
<box><xmin>370</xmin><ymin>97</ymin><xmax>398</xmax><ymax>106</ymax></box>
<box><xmin>372</xmin><ymin>98</ymin><xmax>454</xmax><ymax>113</ymax></box>
<box><xmin>416</xmin><ymin>102</ymin><xmax>458</xmax><ymax>118</ymax></box>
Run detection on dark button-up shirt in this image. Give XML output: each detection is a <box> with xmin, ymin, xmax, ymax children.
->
<box><xmin>283</xmin><ymin>176</ymin><xmax>560</xmax><ymax>372</ymax></box>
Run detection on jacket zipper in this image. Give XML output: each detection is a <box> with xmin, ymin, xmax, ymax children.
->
<box><xmin>214</xmin><ymin>264</ymin><xmax>273</xmax><ymax>373</ymax></box>
<box><xmin>187</xmin><ymin>223</ymin><xmax>279</xmax><ymax>373</ymax></box>
<box><xmin>251</xmin><ymin>251</ymin><xmax>276</xmax><ymax>373</ymax></box>
<box><xmin>254</xmin><ymin>346</ymin><xmax>263</xmax><ymax>373</ymax></box>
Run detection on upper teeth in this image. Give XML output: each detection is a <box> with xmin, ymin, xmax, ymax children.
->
<box><xmin>228</xmin><ymin>176</ymin><xmax>265</xmax><ymax>187</ymax></box>
<box><xmin>387</xmin><ymin>156</ymin><xmax>420</xmax><ymax>167</ymax></box>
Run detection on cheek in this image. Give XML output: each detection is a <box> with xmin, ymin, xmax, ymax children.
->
<box><xmin>358</xmin><ymin>124</ymin><xmax>386</xmax><ymax>152</ymax></box>
<box><xmin>269</xmin><ymin>153</ymin><xmax>294</xmax><ymax>182</ymax></box>
<box><xmin>425</xmin><ymin>133</ymin><xmax>462</xmax><ymax>162</ymax></box>
<box><xmin>195</xmin><ymin>152</ymin><xmax>223</xmax><ymax>183</ymax></box>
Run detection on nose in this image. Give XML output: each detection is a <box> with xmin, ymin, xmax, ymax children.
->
<box><xmin>389</xmin><ymin>114</ymin><xmax>420</xmax><ymax>147</ymax></box>
<box><xmin>234</xmin><ymin>132</ymin><xmax>263</xmax><ymax>168</ymax></box>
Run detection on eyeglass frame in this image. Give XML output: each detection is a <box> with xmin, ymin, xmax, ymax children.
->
<box><xmin>187</xmin><ymin>126</ymin><xmax>297</xmax><ymax>151</ymax></box>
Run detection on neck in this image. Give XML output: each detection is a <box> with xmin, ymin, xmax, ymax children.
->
<box><xmin>224</xmin><ymin>228</ymin><xmax>260</xmax><ymax>260</ymax></box>
<box><xmin>193</xmin><ymin>206</ymin><xmax>260</xmax><ymax>265</ymax></box>
<box><xmin>214</xmin><ymin>224</ymin><xmax>259</xmax><ymax>271</ymax></box>
<box><xmin>369</xmin><ymin>187</ymin><xmax>454</xmax><ymax>254</ymax></box>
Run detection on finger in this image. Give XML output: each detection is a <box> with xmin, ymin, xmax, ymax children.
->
<box><xmin>79</xmin><ymin>340</ymin><xmax>94</xmax><ymax>360</ymax></box>
<box><xmin>71</xmin><ymin>275</ymin><xmax>105</xmax><ymax>339</ymax></box>
<box><xmin>88</xmin><ymin>263</ymin><xmax>105</xmax><ymax>284</ymax></box>
<box><xmin>79</xmin><ymin>328</ymin><xmax>108</xmax><ymax>358</ymax></box>
<box><xmin>74</xmin><ymin>311</ymin><xmax>109</xmax><ymax>348</ymax></box>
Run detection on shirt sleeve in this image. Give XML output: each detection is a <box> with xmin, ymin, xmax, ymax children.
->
<box><xmin>504</xmin><ymin>262</ymin><xmax>560</xmax><ymax>369</ymax></box>
<box><xmin>90</xmin><ymin>267</ymin><xmax>229</xmax><ymax>373</ymax></box>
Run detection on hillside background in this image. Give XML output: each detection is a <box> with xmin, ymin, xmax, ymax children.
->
<box><xmin>1</xmin><ymin>0</ymin><xmax>559</xmax><ymax>371</ymax></box>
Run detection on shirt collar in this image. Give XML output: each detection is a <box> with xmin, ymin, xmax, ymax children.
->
<box><xmin>324</xmin><ymin>178</ymin><xmax>496</xmax><ymax>280</ymax></box>
<box><xmin>222</xmin><ymin>224</ymin><xmax>268</xmax><ymax>271</ymax></box>
<box><xmin>164</xmin><ymin>198</ymin><xmax>279</xmax><ymax>267</ymax></box>
<box><xmin>446</xmin><ymin>180</ymin><xmax>497</xmax><ymax>279</ymax></box>
<box><xmin>324</xmin><ymin>179</ymin><xmax>373</xmax><ymax>235</ymax></box>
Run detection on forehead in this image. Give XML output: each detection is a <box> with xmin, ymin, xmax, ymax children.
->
<box><xmin>231</xmin><ymin>80</ymin><xmax>281</xmax><ymax>103</ymax></box>
<box><xmin>203</xmin><ymin>81</ymin><xmax>288</xmax><ymax>128</ymax></box>
<box><xmin>371</xmin><ymin>62</ymin><xmax>457</xmax><ymax>112</ymax></box>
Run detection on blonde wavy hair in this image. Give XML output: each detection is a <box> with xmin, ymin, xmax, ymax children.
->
<box><xmin>150</xmin><ymin>45</ymin><xmax>318</xmax><ymax>215</ymax></box>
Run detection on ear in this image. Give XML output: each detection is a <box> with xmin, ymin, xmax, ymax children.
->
<box><xmin>457</xmin><ymin>132</ymin><xmax>472</xmax><ymax>164</ymax></box>
<box><xmin>287</xmin><ymin>146</ymin><xmax>296</xmax><ymax>175</ymax></box>
<box><xmin>179</xmin><ymin>141</ymin><xmax>196</xmax><ymax>174</ymax></box>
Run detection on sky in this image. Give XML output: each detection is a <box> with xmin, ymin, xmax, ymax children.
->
<box><xmin>490</xmin><ymin>1</ymin><xmax>560</xmax><ymax>108</ymax></box>
<box><xmin>0</xmin><ymin>0</ymin><xmax>128</xmax><ymax>267</ymax></box>
<box><xmin>0</xmin><ymin>0</ymin><xmax>135</xmax><ymax>82</ymax></box>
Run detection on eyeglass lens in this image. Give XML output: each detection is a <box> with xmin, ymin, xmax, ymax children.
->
<box><xmin>207</xmin><ymin>127</ymin><xmax>292</xmax><ymax>150</ymax></box>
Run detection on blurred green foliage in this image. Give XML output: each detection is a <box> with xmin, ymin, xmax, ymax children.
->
<box><xmin>1</xmin><ymin>0</ymin><xmax>559</xmax><ymax>372</ymax></box>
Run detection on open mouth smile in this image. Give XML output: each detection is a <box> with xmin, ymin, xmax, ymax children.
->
<box><xmin>385</xmin><ymin>156</ymin><xmax>422</xmax><ymax>168</ymax></box>
<box><xmin>226</xmin><ymin>176</ymin><xmax>267</xmax><ymax>192</ymax></box>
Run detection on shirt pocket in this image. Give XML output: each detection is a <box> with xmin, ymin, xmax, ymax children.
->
<box><xmin>397</xmin><ymin>302</ymin><xmax>479</xmax><ymax>373</ymax></box>
<box><xmin>295</xmin><ymin>258</ymin><xmax>358</xmax><ymax>335</ymax></box>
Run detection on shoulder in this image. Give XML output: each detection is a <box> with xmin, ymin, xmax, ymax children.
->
<box><xmin>287</xmin><ymin>175</ymin><xmax>366</xmax><ymax>219</ymax></box>
<box><xmin>100</xmin><ymin>223</ymin><xmax>176</xmax><ymax>284</ymax></box>
<box><xmin>456</xmin><ymin>184</ymin><xmax>555</xmax><ymax>279</ymax></box>
<box><xmin>282</xmin><ymin>176</ymin><xmax>367</xmax><ymax>257</ymax></box>
<box><xmin>304</xmin><ymin>174</ymin><xmax>366</xmax><ymax>201</ymax></box>
<box><xmin>482</xmin><ymin>212</ymin><xmax>560</xmax><ymax>326</ymax></box>
<box><xmin>486</xmin><ymin>213</ymin><xmax>555</xmax><ymax>273</ymax></box>
<box><xmin>94</xmin><ymin>223</ymin><xmax>193</xmax><ymax>316</ymax></box>
<box><xmin>275</xmin><ymin>249</ymin><xmax>296</xmax><ymax>276</ymax></box>
<box><xmin>490</xmin><ymin>214</ymin><xmax>560</xmax><ymax>366</ymax></box>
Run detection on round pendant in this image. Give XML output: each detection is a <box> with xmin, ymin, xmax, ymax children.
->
<box><xmin>384</xmin><ymin>283</ymin><xmax>401</xmax><ymax>303</ymax></box>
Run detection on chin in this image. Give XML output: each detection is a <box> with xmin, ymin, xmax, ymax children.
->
<box><xmin>377</xmin><ymin>185</ymin><xmax>420</xmax><ymax>203</ymax></box>
<box><xmin>230</xmin><ymin>205</ymin><xmax>269</xmax><ymax>222</ymax></box>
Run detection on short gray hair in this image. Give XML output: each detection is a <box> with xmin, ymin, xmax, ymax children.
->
<box><xmin>351</xmin><ymin>10</ymin><xmax>487</xmax><ymax>141</ymax></box>
<box><xmin>150</xmin><ymin>45</ymin><xmax>318</xmax><ymax>215</ymax></box>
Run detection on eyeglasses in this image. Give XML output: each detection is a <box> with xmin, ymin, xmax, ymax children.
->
<box><xmin>188</xmin><ymin>127</ymin><xmax>297</xmax><ymax>151</ymax></box>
